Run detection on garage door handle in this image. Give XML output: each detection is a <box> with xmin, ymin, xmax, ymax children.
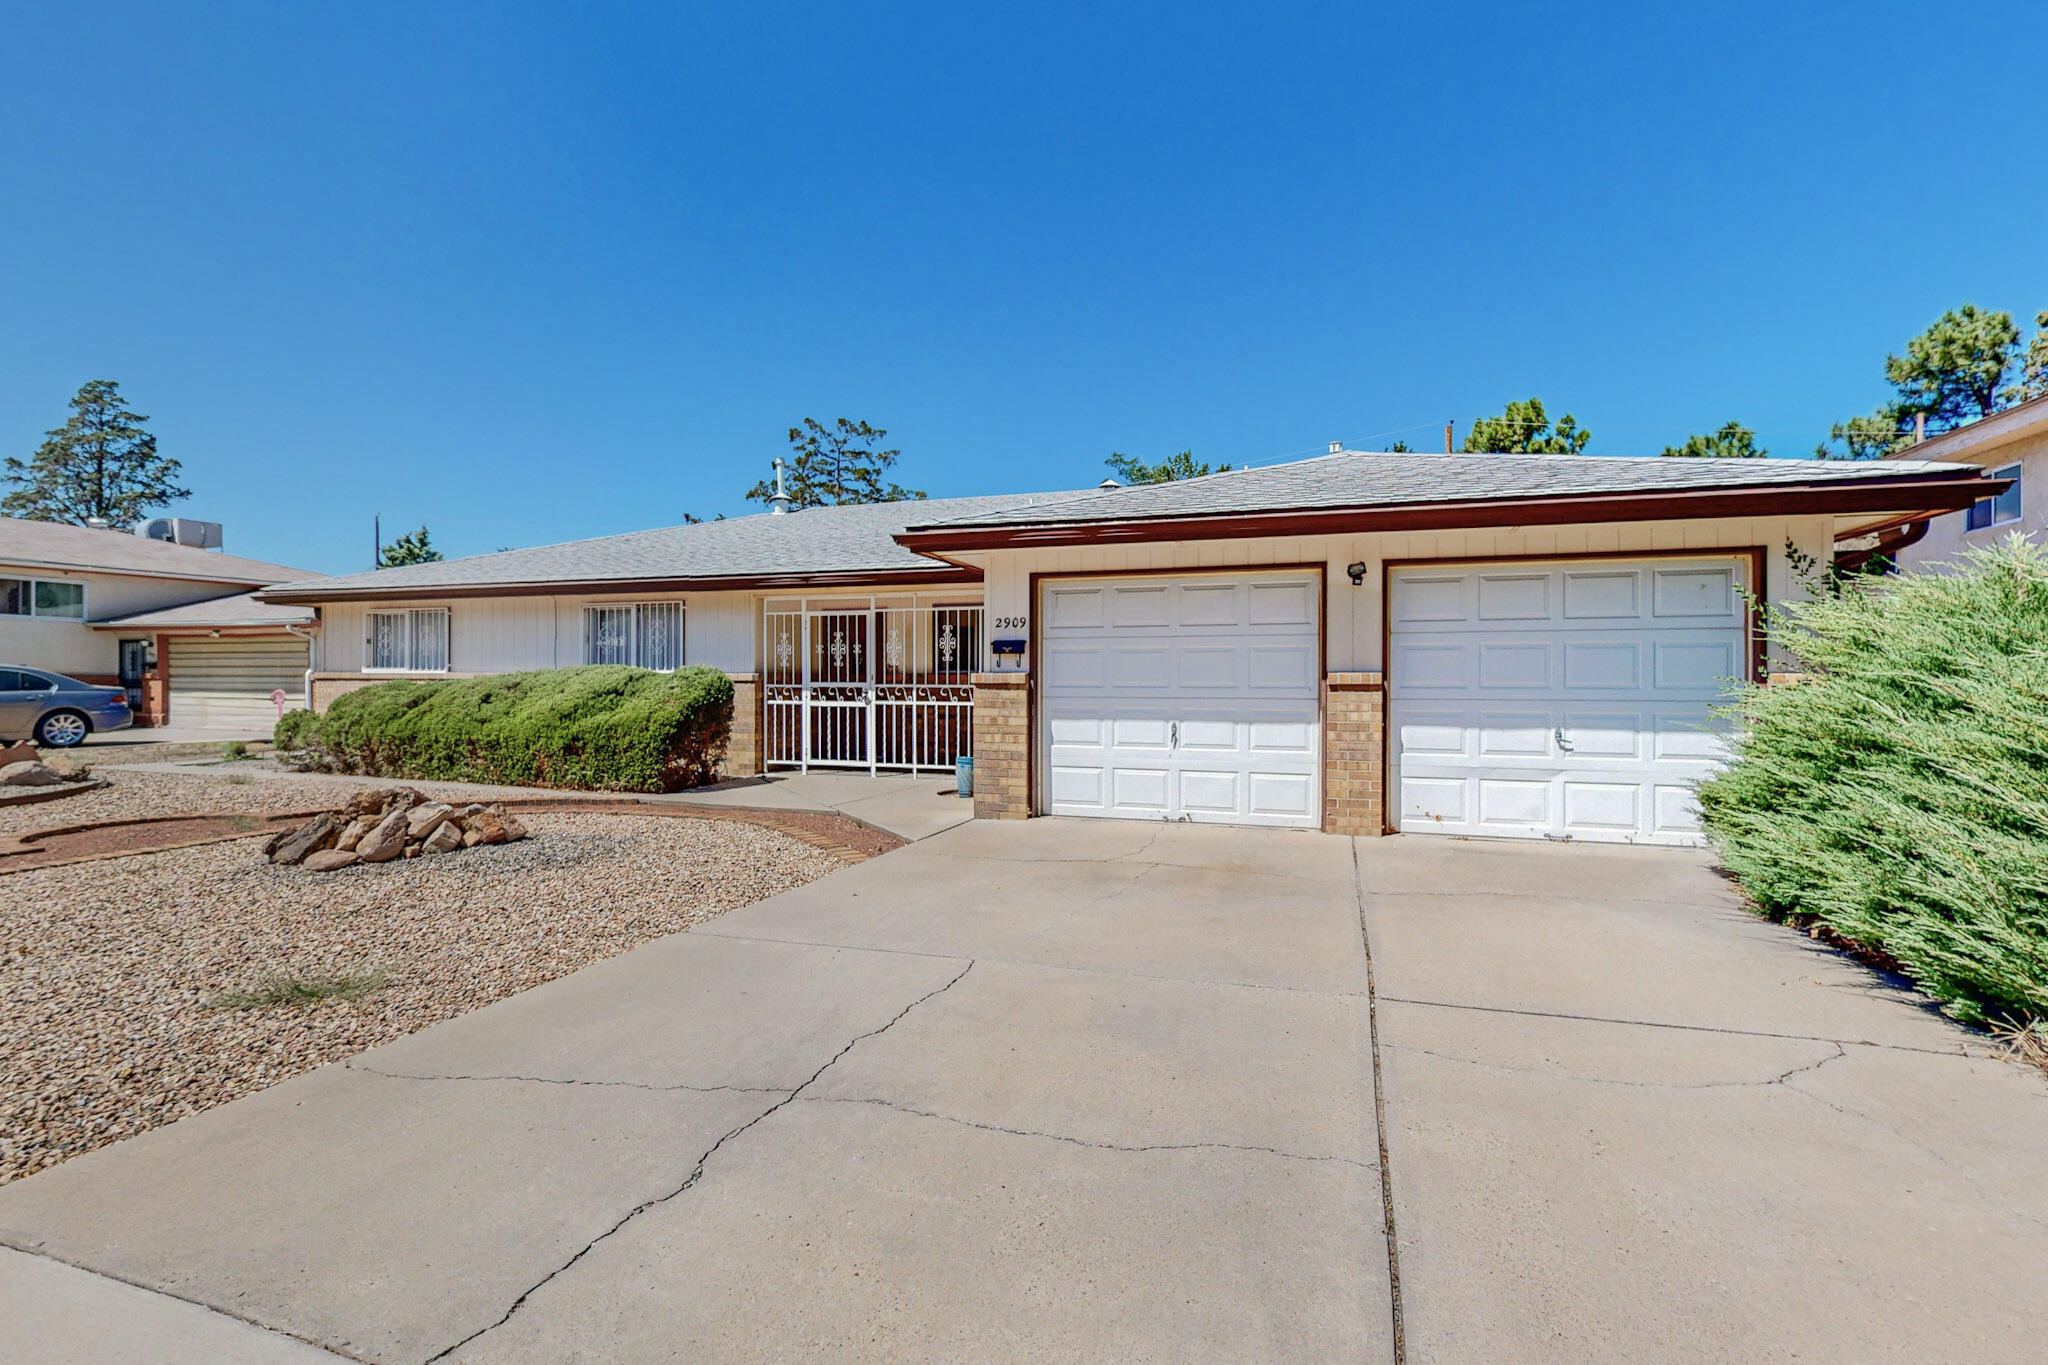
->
<box><xmin>1554</xmin><ymin>726</ymin><xmax>1572</xmax><ymax>754</ymax></box>
<box><xmin>1170</xmin><ymin>721</ymin><xmax>1179</xmax><ymax>749</ymax></box>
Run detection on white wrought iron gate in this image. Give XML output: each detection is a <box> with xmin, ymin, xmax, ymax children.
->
<box><xmin>763</xmin><ymin>601</ymin><xmax>981</xmax><ymax>772</ymax></box>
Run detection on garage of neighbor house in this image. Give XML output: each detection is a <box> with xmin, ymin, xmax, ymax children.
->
<box><xmin>165</xmin><ymin>635</ymin><xmax>312</xmax><ymax>728</ymax></box>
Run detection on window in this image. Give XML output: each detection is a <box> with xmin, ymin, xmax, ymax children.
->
<box><xmin>0</xmin><ymin>670</ymin><xmax>55</xmax><ymax>691</ymax></box>
<box><xmin>1</xmin><ymin>577</ymin><xmax>87</xmax><ymax>619</ymax></box>
<box><xmin>931</xmin><ymin>606</ymin><xmax>982</xmax><ymax>675</ymax></box>
<box><xmin>582</xmin><ymin>602</ymin><xmax>684</xmax><ymax>670</ymax></box>
<box><xmin>365</xmin><ymin>608</ymin><xmax>450</xmax><ymax>671</ymax></box>
<box><xmin>1966</xmin><ymin>464</ymin><xmax>2024</xmax><ymax>531</ymax></box>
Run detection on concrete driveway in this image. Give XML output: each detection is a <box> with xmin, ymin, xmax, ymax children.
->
<box><xmin>3</xmin><ymin>821</ymin><xmax>2045</xmax><ymax>1362</ymax></box>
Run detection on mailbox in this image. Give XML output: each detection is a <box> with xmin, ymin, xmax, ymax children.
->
<box><xmin>991</xmin><ymin>638</ymin><xmax>1027</xmax><ymax>670</ymax></box>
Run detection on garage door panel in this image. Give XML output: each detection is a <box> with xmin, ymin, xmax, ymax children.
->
<box><xmin>1039</xmin><ymin>571</ymin><xmax>1321</xmax><ymax>828</ymax></box>
<box><xmin>1392</xmin><ymin>557</ymin><xmax>1746</xmax><ymax>846</ymax></box>
<box><xmin>1043</xmin><ymin>643</ymin><xmax>1106</xmax><ymax>689</ymax></box>
<box><xmin>1045</xmin><ymin>587</ymin><xmax>1105</xmax><ymax>630</ymax></box>
<box><xmin>1477</xmin><ymin>779</ymin><xmax>1549</xmax><ymax>830</ymax></box>
<box><xmin>1479</xmin><ymin>642</ymin><xmax>1551</xmax><ymax>689</ymax></box>
<box><xmin>168</xmin><ymin>637</ymin><xmax>308</xmax><ymax>731</ymax></box>
<box><xmin>1477</xmin><ymin>572</ymin><xmax>1550</xmax><ymax>620</ymax></box>
<box><xmin>1248</xmin><ymin>772</ymin><xmax>1315</xmax><ymax>819</ymax></box>
<box><xmin>1478</xmin><ymin>714</ymin><xmax>1549</xmax><ymax>757</ymax></box>
<box><xmin>1653</xmin><ymin>567</ymin><xmax>1737</xmax><ymax>618</ymax></box>
<box><xmin>1248</xmin><ymin>579</ymin><xmax>1316</xmax><ymax>626</ymax></box>
<box><xmin>1111</xmin><ymin>767</ymin><xmax>1171</xmax><ymax>813</ymax></box>
<box><xmin>1562</xmin><ymin>570</ymin><xmax>1641</xmax><ymax>618</ymax></box>
<box><xmin>1654</xmin><ymin>639</ymin><xmax>1738</xmax><ymax>690</ymax></box>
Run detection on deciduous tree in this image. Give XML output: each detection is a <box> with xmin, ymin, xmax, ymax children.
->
<box><xmin>745</xmin><ymin>418</ymin><xmax>924</xmax><ymax>508</ymax></box>
<box><xmin>3</xmin><ymin>380</ymin><xmax>189</xmax><ymax>526</ymax></box>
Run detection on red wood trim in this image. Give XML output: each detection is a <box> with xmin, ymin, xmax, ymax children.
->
<box><xmin>260</xmin><ymin>566</ymin><xmax>983</xmax><ymax>605</ymax></box>
<box><xmin>896</xmin><ymin>475</ymin><xmax>1996</xmax><ymax>553</ymax></box>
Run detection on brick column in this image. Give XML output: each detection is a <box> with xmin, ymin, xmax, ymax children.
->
<box><xmin>971</xmin><ymin>672</ymin><xmax>1030</xmax><ymax>819</ymax></box>
<box><xmin>1323</xmin><ymin>671</ymin><xmax>1385</xmax><ymax>836</ymax></box>
<box><xmin>721</xmin><ymin>671</ymin><xmax>765</xmax><ymax>778</ymax></box>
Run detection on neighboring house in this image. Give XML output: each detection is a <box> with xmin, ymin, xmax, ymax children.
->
<box><xmin>0</xmin><ymin>516</ymin><xmax>322</xmax><ymax>727</ymax></box>
<box><xmin>1883</xmin><ymin>392</ymin><xmax>2048</xmax><ymax>572</ymax></box>
<box><xmin>261</xmin><ymin>451</ymin><xmax>1993</xmax><ymax>845</ymax></box>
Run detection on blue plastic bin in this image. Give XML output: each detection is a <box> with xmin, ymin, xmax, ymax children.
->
<box><xmin>955</xmin><ymin>755</ymin><xmax>974</xmax><ymax>797</ymax></box>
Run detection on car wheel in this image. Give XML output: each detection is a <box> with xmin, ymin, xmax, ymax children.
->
<box><xmin>36</xmin><ymin>710</ymin><xmax>90</xmax><ymax>748</ymax></box>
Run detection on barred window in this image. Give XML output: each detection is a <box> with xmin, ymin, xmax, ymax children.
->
<box><xmin>583</xmin><ymin>602</ymin><xmax>684</xmax><ymax>670</ymax></box>
<box><xmin>366</xmin><ymin>608</ymin><xmax>450</xmax><ymax>671</ymax></box>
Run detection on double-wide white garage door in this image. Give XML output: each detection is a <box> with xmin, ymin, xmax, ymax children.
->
<box><xmin>168</xmin><ymin>637</ymin><xmax>309</xmax><ymax>730</ymax></box>
<box><xmin>1040</xmin><ymin>571</ymin><xmax>1322</xmax><ymax>827</ymax></box>
<box><xmin>1388</xmin><ymin>556</ymin><xmax>1748</xmax><ymax>845</ymax></box>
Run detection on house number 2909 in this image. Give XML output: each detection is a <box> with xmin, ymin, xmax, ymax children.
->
<box><xmin>992</xmin><ymin>616</ymin><xmax>1027</xmax><ymax>629</ymax></box>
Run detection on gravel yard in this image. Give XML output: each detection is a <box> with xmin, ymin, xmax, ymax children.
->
<box><xmin>0</xmin><ymin>766</ymin><xmax>596</xmax><ymax>839</ymax></box>
<box><xmin>1</xmin><ymin>807</ymin><xmax>841</xmax><ymax>1185</ymax></box>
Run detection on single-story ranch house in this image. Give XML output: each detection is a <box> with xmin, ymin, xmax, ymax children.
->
<box><xmin>261</xmin><ymin>450</ymin><xmax>1998</xmax><ymax>844</ymax></box>
<box><xmin>1</xmin><ymin>515</ymin><xmax>322</xmax><ymax>727</ymax></box>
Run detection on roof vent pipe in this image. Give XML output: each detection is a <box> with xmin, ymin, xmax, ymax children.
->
<box><xmin>1328</xmin><ymin>441</ymin><xmax>1343</xmax><ymax>454</ymax></box>
<box><xmin>768</xmin><ymin>457</ymin><xmax>791</xmax><ymax>515</ymax></box>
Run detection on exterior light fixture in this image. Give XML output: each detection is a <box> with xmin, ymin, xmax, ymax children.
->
<box><xmin>1346</xmin><ymin>562</ymin><xmax>1367</xmax><ymax>586</ymax></box>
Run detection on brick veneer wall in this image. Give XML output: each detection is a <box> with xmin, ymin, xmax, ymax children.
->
<box><xmin>1323</xmin><ymin>671</ymin><xmax>1385</xmax><ymax>836</ymax></box>
<box><xmin>971</xmin><ymin>672</ymin><xmax>1030</xmax><ymax>819</ymax></box>
<box><xmin>723</xmin><ymin>672</ymin><xmax>764</xmax><ymax>778</ymax></box>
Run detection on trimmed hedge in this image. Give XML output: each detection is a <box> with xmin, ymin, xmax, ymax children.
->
<box><xmin>274</xmin><ymin>665</ymin><xmax>733</xmax><ymax>793</ymax></box>
<box><xmin>1696</xmin><ymin>536</ymin><xmax>2048</xmax><ymax>1024</ymax></box>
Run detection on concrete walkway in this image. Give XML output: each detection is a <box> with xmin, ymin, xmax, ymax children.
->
<box><xmin>2</xmin><ymin>822</ymin><xmax>2044</xmax><ymax>1361</ymax></box>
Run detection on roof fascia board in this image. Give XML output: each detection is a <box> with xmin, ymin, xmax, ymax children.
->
<box><xmin>259</xmin><ymin>564</ymin><xmax>983</xmax><ymax>605</ymax></box>
<box><xmin>1883</xmin><ymin>394</ymin><xmax>2048</xmax><ymax>465</ymax></box>
<box><xmin>893</xmin><ymin>475</ymin><xmax>2000</xmax><ymax>552</ymax></box>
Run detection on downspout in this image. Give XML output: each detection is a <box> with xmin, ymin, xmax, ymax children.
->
<box><xmin>285</xmin><ymin>621</ymin><xmax>317</xmax><ymax>712</ymax></box>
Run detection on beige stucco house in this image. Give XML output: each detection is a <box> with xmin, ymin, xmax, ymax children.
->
<box><xmin>262</xmin><ymin>451</ymin><xmax>1992</xmax><ymax>845</ymax></box>
<box><xmin>0</xmin><ymin>516</ymin><xmax>320</xmax><ymax>727</ymax></box>
<box><xmin>1884</xmin><ymin>392</ymin><xmax>2048</xmax><ymax>572</ymax></box>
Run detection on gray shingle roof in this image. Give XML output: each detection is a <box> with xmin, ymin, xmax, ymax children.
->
<box><xmin>263</xmin><ymin>491</ymin><xmax>1091</xmax><ymax>599</ymax></box>
<box><xmin>91</xmin><ymin>590</ymin><xmax>316</xmax><ymax>630</ymax></box>
<box><xmin>903</xmin><ymin>451</ymin><xmax>1983</xmax><ymax>530</ymax></box>
<box><xmin>0</xmin><ymin>515</ymin><xmax>318</xmax><ymax>584</ymax></box>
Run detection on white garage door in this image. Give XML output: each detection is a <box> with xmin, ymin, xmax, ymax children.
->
<box><xmin>169</xmin><ymin>637</ymin><xmax>309</xmax><ymax>730</ymax></box>
<box><xmin>1039</xmin><ymin>571</ymin><xmax>1321</xmax><ymax>827</ymax></box>
<box><xmin>1388</xmin><ymin>556</ymin><xmax>1749</xmax><ymax>845</ymax></box>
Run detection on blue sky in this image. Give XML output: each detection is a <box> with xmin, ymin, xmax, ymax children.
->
<box><xmin>3</xmin><ymin>2</ymin><xmax>2044</xmax><ymax>574</ymax></box>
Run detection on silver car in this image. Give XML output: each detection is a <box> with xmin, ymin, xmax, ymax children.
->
<box><xmin>0</xmin><ymin>666</ymin><xmax>134</xmax><ymax>747</ymax></box>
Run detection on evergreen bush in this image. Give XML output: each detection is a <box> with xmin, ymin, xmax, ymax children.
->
<box><xmin>273</xmin><ymin>665</ymin><xmax>733</xmax><ymax>792</ymax></box>
<box><xmin>1697</xmin><ymin>535</ymin><xmax>2048</xmax><ymax>1023</ymax></box>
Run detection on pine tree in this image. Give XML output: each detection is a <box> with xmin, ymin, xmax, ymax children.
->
<box><xmin>1104</xmin><ymin>450</ymin><xmax>1232</xmax><ymax>484</ymax></box>
<box><xmin>1462</xmin><ymin>397</ymin><xmax>1591</xmax><ymax>454</ymax></box>
<box><xmin>379</xmin><ymin>526</ymin><xmax>444</xmax><ymax>566</ymax></box>
<box><xmin>745</xmin><ymin>419</ymin><xmax>924</xmax><ymax>508</ymax></box>
<box><xmin>3</xmin><ymin>380</ymin><xmax>190</xmax><ymax>526</ymax></box>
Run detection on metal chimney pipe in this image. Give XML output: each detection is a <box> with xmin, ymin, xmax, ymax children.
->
<box><xmin>769</xmin><ymin>458</ymin><xmax>791</xmax><ymax>514</ymax></box>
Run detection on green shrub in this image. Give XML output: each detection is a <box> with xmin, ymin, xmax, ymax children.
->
<box><xmin>287</xmin><ymin>665</ymin><xmax>733</xmax><ymax>793</ymax></box>
<box><xmin>1697</xmin><ymin>535</ymin><xmax>2048</xmax><ymax>1023</ymax></box>
<box><xmin>273</xmin><ymin>708</ymin><xmax>321</xmax><ymax>751</ymax></box>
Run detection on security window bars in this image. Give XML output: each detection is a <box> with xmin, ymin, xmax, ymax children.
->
<box><xmin>366</xmin><ymin>608</ymin><xmax>450</xmax><ymax>671</ymax></box>
<box><xmin>1966</xmin><ymin>463</ymin><xmax>2024</xmax><ymax>531</ymax></box>
<box><xmin>582</xmin><ymin>602</ymin><xmax>684</xmax><ymax>670</ymax></box>
<box><xmin>2</xmin><ymin>577</ymin><xmax>87</xmax><ymax>619</ymax></box>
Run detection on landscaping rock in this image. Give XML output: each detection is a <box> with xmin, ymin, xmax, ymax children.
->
<box><xmin>268</xmin><ymin>812</ymin><xmax>343</xmax><ymax>866</ymax></box>
<box><xmin>355</xmin><ymin>809</ymin><xmax>412</xmax><ymax>863</ymax></box>
<box><xmin>301</xmin><ymin>848</ymin><xmax>361</xmax><ymax>873</ymax></box>
<box><xmin>335</xmin><ymin>818</ymin><xmax>372</xmax><ymax>852</ymax></box>
<box><xmin>0</xmin><ymin>761</ymin><xmax>67</xmax><ymax>787</ymax></box>
<box><xmin>420</xmin><ymin>822</ymin><xmax>464</xmax><ymax>854</ymax></box>
<box><xmin>499</xmin><ymin>810</ymin><xmax>528</xmax><ymax>841</ymax></box>
<box><xmin>0</xmin><ymin>741</ymin><xmax>36</xmax><ymax>767</ymax></box>
<box><xmin>406</xmin><ymin>802</ymin><xmax>455</xmax><ymax>839</ymax></box>
<box><xmin>463</xmin><ymin>810</ymin><xmax>510</xmax><ymax>846</ymax></box>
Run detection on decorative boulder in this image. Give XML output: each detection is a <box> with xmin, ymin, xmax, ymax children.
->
<box><xmin>420</xmin><ymin>821</ymin><xmax>464</xmax><ymax>854</ymax></box>
<box><xmin>269</xmin><ymin>811</ymin><xmax>344</xmax><ymax>866</ymax></box>
<box><xmin>462</xmin><ymin>810</ymin><xmax>510</xmax><ymax>846</ymax></box>
<box><xmin>355</xmin><ymin>808</ymin><xmax>413</xmax><ymax>863</ymax></box>
<box><xmin>0</xmin><ymin>760</ymin><xmax>67</xmax><ymax>787</ymax></box>
<box><xmin>406</xmin><ymin>802</ymin><xmax>455</xmax><ymax>839</ymax></box>
<box><xmin>302</xmin><ymin>848</ymin><xmax>361</xmax><ymax>873</ymax></box>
